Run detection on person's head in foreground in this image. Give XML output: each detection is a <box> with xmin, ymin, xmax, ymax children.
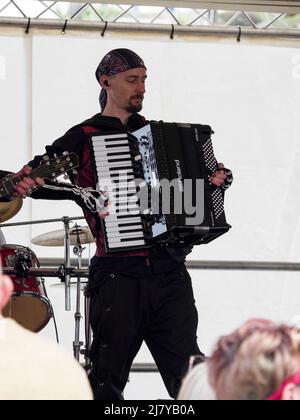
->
<box><xmin>0</xmin><ymin>272</ymin><xmax>13</xmax><ymax>316</ymax></box>
<box><xmin>177</xmin><ymin>362</ymin><xmax>216</xmax><ymax>400</ymax></box>
<box><xmin>208</xmin><ymin>319</ymin><xmax>300</xmax><ymax>400</ymax></box>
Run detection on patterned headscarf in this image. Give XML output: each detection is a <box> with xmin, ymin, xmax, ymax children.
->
<box><xmin>95</xmin><ymin>49</ymin><xmax>146</xmax><ymax>111</ymax></box>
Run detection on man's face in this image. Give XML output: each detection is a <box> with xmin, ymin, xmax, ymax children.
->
<box><xmin>107</xmin><ymin>68</ymin><xmax>147</xmax><ymax>113</ymax></box>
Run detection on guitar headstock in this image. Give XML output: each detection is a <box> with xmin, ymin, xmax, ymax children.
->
<box><xmin>38</xmin><ymin>152</ymin><xmax>79</xmax><ymax>180</ymax></box>
<box><xmin>0</xmin><ymin>152</ymin><xmax>80</xmax><ymax>199</ymax></box>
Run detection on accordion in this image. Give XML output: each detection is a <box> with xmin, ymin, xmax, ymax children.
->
<box><xmin>91</xmin><ymin>121</ymin><xmax>231</xmax><ymax>253</ymax></box>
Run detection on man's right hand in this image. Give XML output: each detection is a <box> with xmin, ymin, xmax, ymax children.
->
<box><xmin>99</xmin><ymin>192</ymin><xmax>110</xmax><ymax>219</ymax></box>
<box><xmin>11</xmin><ymin>166</ymin><xmax>44</xmax><ymax>198</ymax></box>
<box><xmin>99</xmin><ymin>208</ymin><xmax>110</xmax><ymax>219</ymax></box>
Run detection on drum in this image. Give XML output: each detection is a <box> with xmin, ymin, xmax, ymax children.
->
<box><xmin>0</xmin><ymin>244</ymin><xmax>52</xmax><ymax>332</ymax></box>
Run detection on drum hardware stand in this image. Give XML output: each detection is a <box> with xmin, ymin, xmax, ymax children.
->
<box><xmin>2</xmin><ymin>266</ymin><xmax>89</xmax><ymax>278</ymax></box>
<box><xmin>71</xmin><ymin>224</ymin><xmax>92</xmax><ymax>369</ymax></box>
<box><xmin>62</xmin><ymin>216</ymin><xmax>71</xmax><ymax>312</ymax></box>
<box><xmin>72</xmin><ymin>224</ymin><xmax>86</xmax><ymax>363</ymax></box>
<box><xmin>41</xmin><ymin>276</ymin><xmax>59</xmax><ymax>343</ymax></box>
<box><xmin>82</xmin><ymin>284</ymin><xmax>92</xmax><ymax>370</ymax></box>
<box><xmin>0</xmin><ymin>215</ymin><xmax>92</xmax><ymax>361</ymax></box>
<box><xmin>0</xmin><ymin>215</ymin><xmax>86</xmax><ymax>312</ymax></box>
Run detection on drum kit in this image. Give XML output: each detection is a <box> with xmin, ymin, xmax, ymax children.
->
<box><xmin>0</xmin><ymin>199</ymin><xmax>94</xmax><ymax>367</ymax></box>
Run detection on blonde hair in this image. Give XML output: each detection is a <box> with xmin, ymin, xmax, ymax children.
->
<box><xmin>208</xmin><ymin>319</ymin><xmax>300</xmax><ymax>400</ymax></box>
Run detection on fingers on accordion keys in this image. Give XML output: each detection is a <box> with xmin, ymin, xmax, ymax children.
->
<box><xmin>99</xmin><ymin>209</ymin><xmax>110</xmax><ymax>219</ymax></box>
<box><xmin>96</xmin><ymin>190</ymin><xmax>110</xmax><ymax>213</ymax></box>
<box><xmin>99</xmin><ymin>190</ymin><xmax>109</xmax><ymax>201</ymax></box>
<box><xmin>99</xmin><ymin>212</ymin><xmax>109</xmax><ymax>220</ymax></box>
<box><xmin>104</xmin><ymin>199</ymin><xmax>111</xmax><ymax>208</ymax></box>
<box><xmin>134</xmin><ymin>154</ymin><xmax>142</xmax><ymax>162</ymax></box>
<box><xmin>101</xmin><ymin>191</ymin><xmax>110</xmax><ymax>199</ymax></box>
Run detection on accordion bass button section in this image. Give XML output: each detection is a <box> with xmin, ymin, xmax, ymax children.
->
<box><xmin>91</xmin><ymin>122</ymin><xmax>231</xmax><ymax>253</ymax></box>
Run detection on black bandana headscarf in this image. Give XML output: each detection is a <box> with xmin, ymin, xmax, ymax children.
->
<box><xmin>95</xmin><ymin>48</ymin><xmax>147</xmax><ymax>111</ymax></box>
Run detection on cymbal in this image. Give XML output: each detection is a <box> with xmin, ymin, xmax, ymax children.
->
<box><xmin>0</xmin><ymin>198</ymin><xmax>23</xmax><ymax>223</ymax></box>
<box><xmin>32</xmin><ymin>226</ymin><xmax>95</xmax><ymax>247</ymax></box>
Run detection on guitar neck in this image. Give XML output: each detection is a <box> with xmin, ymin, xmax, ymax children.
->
<box><xmin>0</xmin><ymin>162</ymin><xmax>58</xmax><ymax>197</ymax></box>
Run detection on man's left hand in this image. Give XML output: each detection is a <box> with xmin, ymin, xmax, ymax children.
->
<box><xmin>11</xmin><ymin>166</ymin><xmax>44</xmax><ymax>198</ymax></box>
<box><xmin>209</xmin><ymin>163</ymin><xmax>228</xmax><ymax>187</ymax></box>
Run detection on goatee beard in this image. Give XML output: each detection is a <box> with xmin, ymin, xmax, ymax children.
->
<box><xmin>126</xmin><ymin>104</ymin><xmax>143</xmax><ymax>113</ymax></box>
<box><xmin>126</xmin><ymin>96</ymin><xmax>144</xmax><ymax>114</ymax></box>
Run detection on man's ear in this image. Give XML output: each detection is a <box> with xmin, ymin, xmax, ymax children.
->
<box><xmin>100</xmin><ymin>76</ymin><xmax>109</xmax><ymax>88</ymax></box>
<box><xmin>0</xmin><ymin>276</ymin><xmax>13</xmax><ymax>312</ymax></box>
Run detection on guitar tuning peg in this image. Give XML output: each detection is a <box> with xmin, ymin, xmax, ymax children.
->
<box><xmin>54</xmin><ymin>153</ymin><xmax>58</xmax><ymax>158</ymax></box>
<box><xmin>63</xmin><ymin>151</ymin><xmax>69</xmax><ymax>156</ymax></box>
<box><xmin>72</xmin><ymin>169</ymin><xmax>78</xmax><ymax>175</ymax></box>
<box><xmin>43</xmin><ymin>155</ymin><xmax>49</xmax><ymax>161</ymax></box>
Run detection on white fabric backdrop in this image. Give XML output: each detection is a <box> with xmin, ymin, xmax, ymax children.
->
<box><xmin>0</xmin><ymin>30</ymin><xmax>300</xmax><ymax>399</ymax></box>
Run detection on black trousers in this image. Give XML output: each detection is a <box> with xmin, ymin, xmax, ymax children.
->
<box><xmin>88</xmin><ymin>263</ymin><xmax>203</xmax><ymax>400</ymax></box>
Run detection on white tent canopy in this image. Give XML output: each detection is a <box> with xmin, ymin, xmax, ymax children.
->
<box><xmin>30</xmin><ymin>0</ymin><xmax>300</xmax><ymax>13</ymax></box>
<box><xmin>1</xmin><ymin>0</ymin><xmax>300</xmax><ymax>402</ymax></box>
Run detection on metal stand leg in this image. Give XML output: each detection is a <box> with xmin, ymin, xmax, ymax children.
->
<box><xmin>63</xmin><ymin>216</ymin><xmax>71</xmax><ymax>312</ymax></box>
<box><xmin>73</xmin><ymin>277</ymin><xmax>84</xmax><ymax>361</ymax></box>
<box><xmin>83</xmin><ymin>285</ymin><xmax>92</xmax><ymax>370</ymax></box>
<box><xmin>72</xmin><ymin>225</ymin><xmax>85</xmax><ymax>362</ymax></box>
